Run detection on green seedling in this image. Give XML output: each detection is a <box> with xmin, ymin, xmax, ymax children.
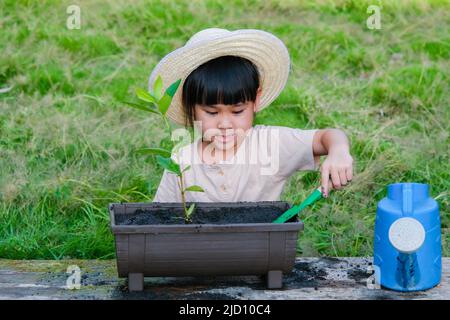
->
<box><xmin>122</xmin><ymin>75</ymin><xmax>204</xmax><ymax>223</ymax></box>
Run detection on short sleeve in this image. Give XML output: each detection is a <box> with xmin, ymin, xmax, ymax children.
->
<box><xmin>152</xmin><ymin>169</ymin><xmax>182</xmax><ymax>202</ymax></box>
<box><xmin>272</xmin><ymin>126</ymin><xmax>319</xmax><ymax>178</ymax></box>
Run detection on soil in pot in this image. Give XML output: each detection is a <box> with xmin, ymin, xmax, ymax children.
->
<box><xmin>116</xmin><ymin>202</ymin><xmax>292</xmax><ymax>225</ymax></box>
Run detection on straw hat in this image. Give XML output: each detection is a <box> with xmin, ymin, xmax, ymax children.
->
<box><xmin>148</xmin><ymin>28</ymin><xmax>291</xmax><ymax>126</ymax></box>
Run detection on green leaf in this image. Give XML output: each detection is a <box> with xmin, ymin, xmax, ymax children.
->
<box><xmin>182</xmin><ymin>165</ymin><xmax>191</xmax><ymax>173</ymax></box>
<box><xmin>120</xmin><ymin>101</ymin><xmax>159</xmax><ymax>115</ymax></box>
<box><xmin>158</xmin><ymin>94</ymin><xmax>172</xmax><ymax>115</ymax></box>
<box><xmin>186</xmin><ymin>203</ymin><xmax>195</xmax><ymax>218</ymax></box>
<box><xmin>184</xmin><ymin>185</ymin><xmax>204</xmax><ymax>192</ymax></box>
<box><xmin>153</xmin><ymin>75</ymin><xmax>163</xmax><ymax>100</ymax></box>
<box><xmin>156</xmin><ymin>155</ymin><xmax>181</xmax><ymax>175</ymax></box>
<box><xmin>135</xmin><ymin>88</ymin><xmax>157</xmax><ymax>104</ymax></box>
<box><xmin>136</xmin><ymin>147</ymin><xmax>171</xmax><ymax>158</ymax></box>
<box><xmin>165</xmin><ymin>78</ymin><xmax>181</xmax><ymax>98</ymax></box>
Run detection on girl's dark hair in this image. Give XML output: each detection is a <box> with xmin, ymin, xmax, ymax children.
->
<box><xmin>181</xmin><ymin>55</ymin><xmax>260</xmax><ymax>128</ymax></box>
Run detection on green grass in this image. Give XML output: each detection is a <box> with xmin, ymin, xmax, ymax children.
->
<box><xmin>0</xmin><ymin>0</ymin><xmax>448</xmax><ymax>259</ymax></box>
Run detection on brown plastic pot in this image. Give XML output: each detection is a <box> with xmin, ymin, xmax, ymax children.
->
<box><xmin>108</xmin><ymin>201</ymin><xmax>303</xmax><ymax>291</ymax></box>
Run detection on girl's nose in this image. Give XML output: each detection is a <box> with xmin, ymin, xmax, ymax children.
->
<box><xmin>217</xmin><ymin>116</ymin><xmax>233</xmax><ymax>129</ymax></box>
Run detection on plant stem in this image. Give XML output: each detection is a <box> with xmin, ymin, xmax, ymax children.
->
<box><xmin>177</xmin><ymin>173</ymin><xmax>190</xmax><ymax>223</ymax></box>
<box><xmin>163</xmin><ymin>115</ymin><xmax>171</xmax><ymax>133</ymax></box>
<box><xmin>162</xmin><ymin>113</ymin><xmax>189</xmax><ymax>222</ymax></box>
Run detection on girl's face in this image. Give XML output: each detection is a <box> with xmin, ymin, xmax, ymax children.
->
<box><xmin>194</xmin><ymin>87</ymin><xmax>262</xmax><ymax>151</ymax></box>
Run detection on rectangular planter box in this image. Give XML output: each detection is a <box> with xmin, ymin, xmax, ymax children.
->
<box><xmin>109</xmin><ymin>201</ymin><xmax>303</xmax><ymax>291</ymax></box>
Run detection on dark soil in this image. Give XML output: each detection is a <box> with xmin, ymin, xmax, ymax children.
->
<box><xmin>116</xmin><ymin>202</ymin><xmax>293</xmax><ymax>225</ymax></box>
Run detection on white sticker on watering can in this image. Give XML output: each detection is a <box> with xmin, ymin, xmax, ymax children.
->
<box><xmin>66</xmin><ymin>265</ymin><xmax>81</xmax><ymax>290</ymax></box>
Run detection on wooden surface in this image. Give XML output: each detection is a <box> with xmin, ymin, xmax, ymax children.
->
<box><xmin>0</xmin><ymin>257</ymin><xmax>448</xmax><ymax>300</ymax></box>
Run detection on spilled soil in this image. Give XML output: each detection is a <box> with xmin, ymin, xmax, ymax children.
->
<box><xmin>116</xmin><ymin>202</ymin><xmax>295</xmax><ymax>225</ymax></box>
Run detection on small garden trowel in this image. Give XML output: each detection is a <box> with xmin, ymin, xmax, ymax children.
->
<box><xmin>273</xmin><ymin>187</ymin><xmax>323</xmax><ymax>223</ymax></box>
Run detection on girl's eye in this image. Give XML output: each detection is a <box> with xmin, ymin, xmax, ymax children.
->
<box><xmin>233</xmin><ymin>110</ymin><xmax>244</xmax><ymax>114</ymax></box>
<box><xmin>205</xmin><ymin>111</ymin><xmax>218</xmax><ymax>115</ymax></box>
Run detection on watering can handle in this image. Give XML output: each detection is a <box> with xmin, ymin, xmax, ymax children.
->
<box><xmin>402</xmin><ymin>183</ymin><xmax>413</xmax><ymax>217</ymax></box>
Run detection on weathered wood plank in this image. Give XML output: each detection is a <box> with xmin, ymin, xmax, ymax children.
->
<box><xmin>0</xmin><ymin>257</ymin><xmax>448</xmax><ymax>300</ymax></box>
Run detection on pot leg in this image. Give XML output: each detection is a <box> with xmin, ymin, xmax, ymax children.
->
<box><xmin>128</xmin><ymin>273</ymin><xmax>144</xmax><ymax>292</ymax></box>
<box><xmin>267</xmin><ymin>270</ymin><xmax>283</xmax><ymax>289</ymax></box>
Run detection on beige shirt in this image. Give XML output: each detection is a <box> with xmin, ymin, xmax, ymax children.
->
<box><xmin>153</xmin><ymin>125</ymin><xmax>318</xmax><ymax>202</ymax></box>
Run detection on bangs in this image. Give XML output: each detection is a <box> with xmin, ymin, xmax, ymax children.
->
<box><xmin>182</xmin><ymin>55</ymin><xmax>260</xmax><ymax>127</ymax></box>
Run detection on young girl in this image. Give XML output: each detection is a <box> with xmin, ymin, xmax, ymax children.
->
<box><xmin>150</xmin><ymin>28</ymin><xmax>353</xmax><ymax>203</ymax></box>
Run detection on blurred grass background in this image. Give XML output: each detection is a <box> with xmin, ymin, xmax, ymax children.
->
<box><xmin>0</xmin><ymin>0</ymin><xmax>448</xmax><ymax>259</ymax></box>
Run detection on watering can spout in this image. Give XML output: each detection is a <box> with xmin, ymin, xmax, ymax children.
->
<box><xmin>388</xmin><ymin>183</ymin><xmax>426</xmax><ymax>253</ymax></box>
<box><xmin>388</xmin><ymin>183</ymin><xmax>428</xmax><ymax>253</ymax></box>
<box><xmin>388</xmin><ymin>217</ymin><xmax>425</xmax><ymax>254</ymax></box>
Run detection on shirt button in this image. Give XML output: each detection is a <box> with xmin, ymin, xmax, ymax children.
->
<box><xmin>220</xmin><ymin>184</ymin><xmax>227</xmax><ymax>192</ymax></box>
<box><xmin>218</xmin><ymin>169</ymin><xmax>224</xmax><ymax>176</ymax></box>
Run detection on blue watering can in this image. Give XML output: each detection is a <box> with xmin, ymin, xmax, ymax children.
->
<box><xmin>374</xmin><ymin>183</ymin><xmax>441</xmax><ymax>292</ymax></box>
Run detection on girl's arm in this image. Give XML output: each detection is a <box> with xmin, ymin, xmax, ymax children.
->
<box><xmin>312</xmin><ymin>129</ymin><xmax>353</xmax><ymax>198</ymax></box>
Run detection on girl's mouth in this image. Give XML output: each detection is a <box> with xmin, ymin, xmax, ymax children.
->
<box><xmin>216</xmin><ymin>134</ymin><xmax>235</xmax><ymax>143</ymax></box>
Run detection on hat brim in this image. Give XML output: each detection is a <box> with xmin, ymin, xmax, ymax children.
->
<box><xmin>148</xmin><ymin>29</ymin><xmax>291</xmax><ymax>126</ymax></box>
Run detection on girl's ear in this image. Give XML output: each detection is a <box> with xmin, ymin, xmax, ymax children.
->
<box><xmin>254</xmin><ymin>86</ymin><xmax>262</xmax><ymax>112</ymax></box>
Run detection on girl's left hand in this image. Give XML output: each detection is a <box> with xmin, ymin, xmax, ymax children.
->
<box><xmin>320</xmin><ymin>147</ymin><xmax>353</xmax><ymax>197</ymax></box>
